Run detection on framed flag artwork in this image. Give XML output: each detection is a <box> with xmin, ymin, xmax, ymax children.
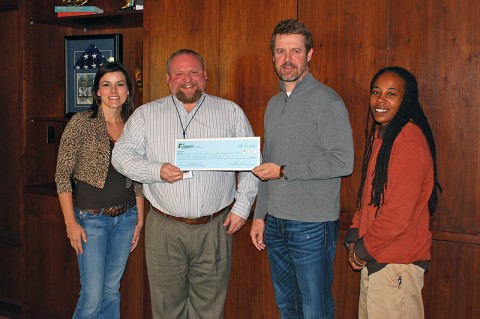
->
<box><xmin>64</xmin><ymin>34</ymin><xmax>123</xmax><ymax>116</ymax></box>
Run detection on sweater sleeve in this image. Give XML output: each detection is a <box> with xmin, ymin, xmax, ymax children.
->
<box><xmin>285</xmin><ymin>99</ymin><xmax>354</xmax><ymax>181</ymax></box>
<box><xmin>253</xmin><ymin>128</ymin><xmax>270</xmax><ymax>220</ymax></box>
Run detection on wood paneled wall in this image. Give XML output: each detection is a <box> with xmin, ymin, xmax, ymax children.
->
<box><xmin>144</xmin><ymin>0</ymin><xmax>297</xmax><ymax>139</ymax></box>
<box><xmin>0</xmin><ymin>0</ymin><xmax>479</xmax><ymax>318</ymax></box>
<box><xmin>144</xmin><ymin>1</ymin><xmax>480</xmax><ymax>318</ymax></box>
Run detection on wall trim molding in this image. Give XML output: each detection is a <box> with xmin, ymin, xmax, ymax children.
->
<box><xmin>0</xmin><ymin>298</ymin><xmax>21</xmax><ymax>318</ymax></box>
<box><xmin>339</xmin><ymin>217</ymin><xmax>479</xmax><ymax>245</ymax></box>
<box><xmin>431</xmin><ymin>230</ymin><xmax>480</xmax><ymax>245</ymax></box>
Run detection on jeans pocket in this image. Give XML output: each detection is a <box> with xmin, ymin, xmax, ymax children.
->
<box><xmin>128</xmin><ymin>205</ymin><xmax>138</xmax><ymax>216</ymax></box>
<box><xmin>122</xmin><ymin>206</ymin><xmax>139</xmax><ymax>227</ymax></box>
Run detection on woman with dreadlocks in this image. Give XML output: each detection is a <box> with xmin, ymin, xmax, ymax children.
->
<box><xmin>344</xmin><ymin>66</ymin><xmax>441</xmax><ymax>318</ymax></box>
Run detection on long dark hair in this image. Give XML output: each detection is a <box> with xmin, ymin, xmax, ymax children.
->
<box><xmin>89</xmin><ymin>61</ymin><xmax>135</xmax><ymax>122</ymax></box>
<box><xmin>357</xmin><ymin>66</ymin><xmax>441</xmax><ymax>214</ymax></box>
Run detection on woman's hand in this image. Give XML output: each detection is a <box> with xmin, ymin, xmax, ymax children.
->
<box><xmin>348</xmin><ymin>243</ymin><xmax>366</xmax><ymax>270</ymax></box>
<box><xmin>130</xmin><ymin>219</ymin><xmax>144</xmax><ymax>252</ymax></box>
<box><xmin>66</xmin><ymin>221</ymin><xmax>87</xmax><ymax>255</ymax></box>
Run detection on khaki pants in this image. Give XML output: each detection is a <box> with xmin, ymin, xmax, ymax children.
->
<box><xmin>145</xmin><ymin>208</ymin><xmax>232</xmax><ymax>319</ymax></box>
<box><xmin>359</xmin><ymin>263</ymin><xmax>425</xmax><ymax>319</ymax></box>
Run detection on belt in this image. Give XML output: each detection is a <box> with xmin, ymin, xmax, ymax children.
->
<box><xmin>80</xmin><ymin>203</ymin><xmax>135</xmax><ymax>217</ymax></box>
<box><xmin>152</xmin><ymin>205</ymin><xmax>231</xmax><ymax>225</ymax></box>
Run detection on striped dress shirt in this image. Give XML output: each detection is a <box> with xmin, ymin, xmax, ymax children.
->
<box><xmin>112</xmin><ymin>93</ymin><xmax>259</xmax><ymax>219</ymax></box>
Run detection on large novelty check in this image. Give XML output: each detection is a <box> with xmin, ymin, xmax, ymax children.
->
<box><xmin>175</xmin><ymin>137</ymin><xmax>261</xmax><ymax>171</ymax></box>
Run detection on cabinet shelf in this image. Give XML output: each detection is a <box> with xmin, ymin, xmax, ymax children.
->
<box><xmin>26</xmin><ymin>183</ymin><xmax>57</xmax><ymax>196</ymax></box>
<box><xmin>30</xmin><ymin>117</ymin><xmax>70</xmax><ymax>123</ymax></box>
<box><xmin>33</xmin><ymin>10</ymin><xmax>143</xmax><ymax>30</ymax></box>
<box><xmin>0</xmin><ymin>0</ymin><xmax>18</xmax><ymax>11</ymax></box>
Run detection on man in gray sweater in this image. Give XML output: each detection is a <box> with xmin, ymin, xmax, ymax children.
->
<box><xmin>251</xmin><ymin>19</ymin><xmax>354</xmax><ymax>319</ymax></box>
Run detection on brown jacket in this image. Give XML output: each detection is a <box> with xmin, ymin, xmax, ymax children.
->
<box><xmin>55</xmin><ymin>108</ymin><xmax>143</xmax><ymax>197</ymax></box>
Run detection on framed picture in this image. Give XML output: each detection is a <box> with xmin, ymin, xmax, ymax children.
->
<box><xmin>65</xmin><ymin>34</ymin><xmax>122</xmax><ymax>116</ymax></box>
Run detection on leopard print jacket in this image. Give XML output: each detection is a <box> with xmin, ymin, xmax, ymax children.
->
<box><xmin>55</xmin><ymin>108</ymin><xmax>143</xmax><ymax>197</ymax></box>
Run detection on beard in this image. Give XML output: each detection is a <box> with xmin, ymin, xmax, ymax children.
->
<box><xmin>175</xmin><ymin>86</ymin><xmax>203</xmax><ymax>104</ymax></box>
<box><xmin>275</xmin><ymin>62</ymin><xmax>308</xmax><ymax>83</ymax></box>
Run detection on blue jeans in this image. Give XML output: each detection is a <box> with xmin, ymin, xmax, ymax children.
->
<box><xmin>73</xmin><ymin>206</ymin><xmax>137</xmax><ymax>319</ymax></box>
<box><xmin>265</xmin><ymin>216</ymin><xmax>339</xmax><ymax>319</ymax></box>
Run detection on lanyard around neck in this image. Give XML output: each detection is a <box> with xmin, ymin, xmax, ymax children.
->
<box><xmin>172</xmin><ymin>95</ymin><xmax>206</xmax><ymax>139</ymax></box>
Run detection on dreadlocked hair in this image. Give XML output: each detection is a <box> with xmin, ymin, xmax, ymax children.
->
<box><xmin>356</xmin><ymin>66</ymin><xmax>442</xmax><ymax>215</ymax></box>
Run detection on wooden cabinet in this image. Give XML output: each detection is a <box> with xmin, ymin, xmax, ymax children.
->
<box><xmin>24</xmin><ymin>187</ymin><xmax>149</xmax><ymax>319</ymax></box>
<box><xmin>33</xmin><ymin>10</ymin><xmax>143</xmax><ymax>30</ymax></box>
<box><xmin>0</xmin><ymin>1</ymin><xmax>24</xmax><ymax>315</ymax></box>
<box><xmin>24</xmin><ymin>190</ymin><xmax>79</xmax><ymax>318</ymax></box>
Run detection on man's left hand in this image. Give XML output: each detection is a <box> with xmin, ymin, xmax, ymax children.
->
<box><xmin>223</xmin><ymin>212</ymin><xmax>246</xmax><ymax>235</ymax></box>
<box><xmin>252</xmin><ymin>163</ymin><xmax>282</xmax><ymax>181</ymax></box>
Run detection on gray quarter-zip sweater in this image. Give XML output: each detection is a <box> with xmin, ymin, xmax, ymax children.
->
<box><xmin>254</xmin><ymin>73</ymin><xmax>354</xmax><ymax>222</ymax></box>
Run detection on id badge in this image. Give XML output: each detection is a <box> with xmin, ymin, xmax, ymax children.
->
<box><xmin>182</xmin><ymin>171</ymin><xmax>193</xmax><ymax>179</ymax></box>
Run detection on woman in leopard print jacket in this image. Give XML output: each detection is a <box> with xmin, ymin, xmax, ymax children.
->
<box><xmin>55</xmin><ymin>61</ymin><xmax>144</xmax><ymax>319</ymax></box>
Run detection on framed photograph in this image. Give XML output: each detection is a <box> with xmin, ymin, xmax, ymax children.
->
<box><xmin>65</xmin><ymin>34</ymin><xmax>122</xmax><ymax>116</ymax></box>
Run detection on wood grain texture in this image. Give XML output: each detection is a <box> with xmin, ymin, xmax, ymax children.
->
<box><xmin>0</xmin><ymin>4</ymin><xmax>23</xmax><ymax>238</ymax></box>
<box><xmin>144</xmin><ymin>0</ymin><xmax>221</xmax><ymax>102</ymax></box>
<box><xmin>389</xmin><ymin>0</ymin><xmax>480</xmax><ymax>235</ymax></box>
<box><xmin>423</xmin><ymin>240</ymin><xmax>480</xmax><ymax>318</ymax></box>
<box><xmin>225</xmin><ymin>220</ymin><xmax>280</xmax><ymax>319</ymax></box>
<box><xmin>24</xmin><ymin>193</ymin><xmax>79</xmax><ymax>317</ymax></box>
<box><xmin>0</xmin><ymin>4</ymin><xmax>23</xmax><ymax>309</ymax></box>
<box><xmin>217</xmin><ymin>0</ymin><xmax>297</xmax><ymax>138</ymax></box>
